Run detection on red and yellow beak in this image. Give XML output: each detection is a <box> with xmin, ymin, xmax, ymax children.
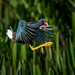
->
<box><xmin>44</xmin><ymin>21</ymin><xmax>48</xmax><ymax>26</ymax></box>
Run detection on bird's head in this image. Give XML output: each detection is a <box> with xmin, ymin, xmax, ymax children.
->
<box><xmin>17</xmin><ymin>20</ymin><xmax>26</xmax><ymax>32</ymax></box>
<box><xmin>42</xmin><ymin>19</ymin><xmax>48</xmax><ymax>26</ymax></box>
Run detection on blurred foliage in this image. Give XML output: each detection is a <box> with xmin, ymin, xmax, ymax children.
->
<box><xmin>0</xmin><ymin>0</ymin><xmax>75</xmax><ymax>75</ymax></box>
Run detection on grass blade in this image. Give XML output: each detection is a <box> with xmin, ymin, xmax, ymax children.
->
<box><xmin>36</xmin><ymin>65</ymin><xmax>41</xmax><ymax>75</ymax></box>
<box><xmin>56</xmin><ymin>32</ymin><xmax>61</xmax><ymax>70</ymax></box>
<box><xmin>12</xmin><ymin>43</ymin><xmax>17</xmax><ymax>75</ymax></box>
<box><xmin>1</xmin><ymin>58</ymin><xmax>6</xmax><ymax>75</ymax></box>
<box><xmin>72</xmin><ymin>12</ymin><xmax>75</xmax><ymax>47</ymax></box>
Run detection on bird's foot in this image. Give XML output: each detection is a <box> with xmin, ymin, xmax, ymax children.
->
<box><xmin>29</xmin><ymin>42</ymin><xmax>53</xmax><ymax>54</ymax></box>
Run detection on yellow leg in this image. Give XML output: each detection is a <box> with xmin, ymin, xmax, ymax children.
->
<box><xmin>41</xmin><ymin>47</ymin><xmax>44</xmax><ymax>54</ymax></box>
<box><xmin>29</xmin><ymin>42</ymin><xmax>53</xmax><ymax>53</ymax></box>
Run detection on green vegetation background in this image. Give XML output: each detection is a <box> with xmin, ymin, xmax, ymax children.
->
<box><xmin>0</xmin><ymin>0</ymin><xmax>75</xmax><ymax>75</ymax></box>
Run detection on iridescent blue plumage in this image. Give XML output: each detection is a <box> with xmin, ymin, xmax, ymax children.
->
<box><xmin>6</xmin><ymin>19</ymin><xmax>54</xmax><ymax>45</ymax></box>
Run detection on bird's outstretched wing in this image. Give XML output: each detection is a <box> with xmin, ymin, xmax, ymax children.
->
<box><xmin>26</xmin><ymin>23</ymin><xmax>53</xmax><ymax>41</ymax></box>
<box><xmin>17</xmin><ymin>25</ymin><xmax>37</xmax><ymax>45</ymax></box>
<box><xmin>33</xmin><ymin>25</ymin><xmax>54</xmax><ymax>43</ymax></box>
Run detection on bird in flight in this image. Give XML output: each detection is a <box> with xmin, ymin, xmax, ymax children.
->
<box><xmin>6</xmin><ymin>19</ymin><xmax>54</xmax><ymax>53</ymax></box>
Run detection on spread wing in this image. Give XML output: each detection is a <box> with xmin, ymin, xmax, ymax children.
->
<box><xmin>17</xmin><ymin>25</ymin><xmax>37</xmax><ymax>45</ymax></box>
<box><xmin>33</xmin><ymin>25</ymin><xmax>54</xmax><ymax>43</ymax></box>
<box><xmin>25</xmin><ymin>23</ymin><xmax>54</xmax><ymax>43</ymax></box>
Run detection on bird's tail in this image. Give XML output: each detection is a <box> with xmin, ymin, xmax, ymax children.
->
<box><xmin>6</xmin><ymin>27</ymin><xmax>16</xmax><ymax>41</ymax></box>
<box><xmin>6</xmin><ymin>29</ymin><xmax>13</xmax><ymax>39</ymax></box>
